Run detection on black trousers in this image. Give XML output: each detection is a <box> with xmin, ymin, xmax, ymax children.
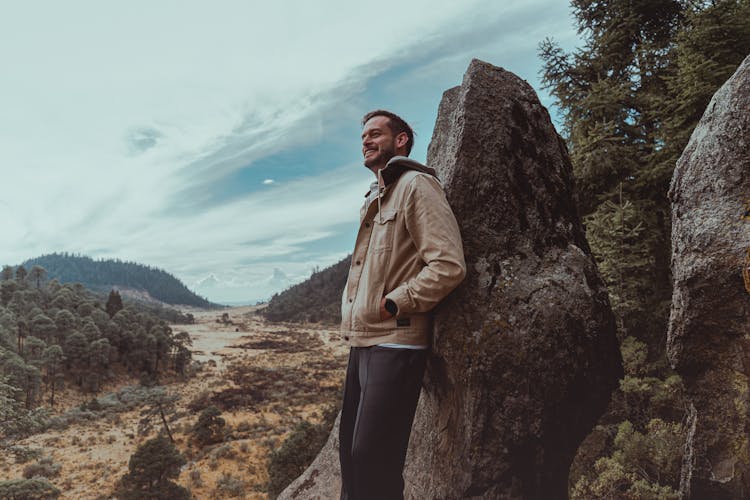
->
<box><xmin>339</xmin><ymin>345</ymin><xmax>428</xmax><ymax>500</ymax></box>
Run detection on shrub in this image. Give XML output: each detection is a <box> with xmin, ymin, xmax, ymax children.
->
<box><xmin>215</xmin><ymin>473</ymin><xmax>245</xmax><ymax>498</ymax></box>
<box><xmin>0</xmin><ymin>477</ymin><xmax>60</xmax><ymax>499</ymax></box>
<box><xmin>192</xmin><ymin>406</ymin><xmax>225</xmax><ymax>446</ymax></box>
<box><xmin>212</xmin><ymin>443</ymin><xmax>236</xmax><ymax>460</ymax></box>
<box><xmin>186</xmin><ymin>390</ymin><xmax>212</xmax><ymax>412</ymax></box>
<box><xmin>189</xmin><ymin>468</ymin><xmax>203</xmax><ymax>487</ymax></box>
<box><xmin>266</xmin><ymin>416</ymin><xmax>333</xmax><ymax>498</ymax></box>
<box><xmin>572</xmin><ymin>419</ymin><xmax>683</xmax><ymax>499</ymax></box>
<box><xmin>10</xmin><ymin>446</ymin><xmax>43</xmax><ymax>464</ymax></box>
<box><xmin>23</xmin><ymin>456</ymin><xmax>62</xmax><ymax>479</ymax></box>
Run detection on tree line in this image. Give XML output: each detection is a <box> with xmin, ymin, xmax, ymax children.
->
<box><xmin>0</xmin><ymin>267</ymin><xmax>192</xmax><ymax>441</ymax></box>
<box><xmin>17</xmin><ymin>252</ymin><xmax>215</xmax><ymax>308</ymax></box>
<box><xmin>262</xmin><ymin>255</ymin><xmax>351</xmax><ymax>324</ymax></box>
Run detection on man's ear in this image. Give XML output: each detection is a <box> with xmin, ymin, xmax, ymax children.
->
<box><xmin>395</xmin><ymin>132</ymin><xmax>409</xmax><ymax>151</ymax></box>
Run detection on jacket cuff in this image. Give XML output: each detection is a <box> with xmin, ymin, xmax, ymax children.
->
<box><xmin>385</xmin><ymin>286</ymin><xmax>411</xmax><ymax>316</ymax></box>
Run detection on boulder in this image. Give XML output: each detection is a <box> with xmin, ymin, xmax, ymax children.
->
<box><xmin>280</xmin><ymin>58</ymin><xmax>622</xmax><ymax>500</ymax></box>
<box><xmin>279</xmin><ymin>413</ymin><xmax>342</xmax><ymax>500</ymax></box>
<box><xmin>667</xmin><ymin>54</ymin><xmax>750</xmax><ymax>499</ymax></box>
<box><xmin>403</xmin><ymin>59</ymin><xmax>621</xmax><ymax>499</ymax></box>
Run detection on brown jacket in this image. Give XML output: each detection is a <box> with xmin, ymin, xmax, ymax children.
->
<box><xmin>340</xmin><ymin>156</ymin><xmax>466</xmax><ymax>347</ymax></box>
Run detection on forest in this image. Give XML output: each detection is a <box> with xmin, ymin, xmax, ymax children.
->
<box><xmin>18</xmin><ymin>253</ymin><xmax>216</xmax><ymax>308</ymax></box>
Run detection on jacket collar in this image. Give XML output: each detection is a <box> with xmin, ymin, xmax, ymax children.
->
<box><xmin>379</xmin><ymin>156</ymin><xmax>437</xmax><ymax>186</ymax></box>
<box><xmin>368</xmin><ymin>157</ymin><xmax>437</xmax><ymax>224</ymax></box>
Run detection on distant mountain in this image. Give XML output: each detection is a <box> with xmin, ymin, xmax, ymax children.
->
<box><xmin>192</xmin><ymin>267</ymin><xmax>291</xmax><ymax>305</ymax></box>
<box><xmin>262</xmin><ymin>255</ymin><xmax>351</xmax><ymax>324</ymax></box>
<box><xmin>21</xmin><ymin>252</ymin><xmax>217</xmax><ymax>308</ymax></box>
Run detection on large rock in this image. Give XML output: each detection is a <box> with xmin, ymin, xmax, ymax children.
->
<box><xmin>667</xmin><ymin>54</ymin><xmax>750</xmax><ymax>499</ymax></box>
<box><xmin>280</xmin><ymin>59</ymin><xmax>622</xmax><ymax>500</ymax></box>
<box><xmin>403</xmin><ymin>59</ymin><xmax>621</xmax><ymax>499</ymax></box>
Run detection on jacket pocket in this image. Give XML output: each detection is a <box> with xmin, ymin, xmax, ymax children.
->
<box><xmin>369</xmin><ymin>209</ymin><xmax>397</xmax><ymax>253</ymax></box>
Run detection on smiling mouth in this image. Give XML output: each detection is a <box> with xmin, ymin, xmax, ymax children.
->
<box><xmin>364</xmin><ymin>149</ymin><xmax>377</xmax><ymax>157</ymax></box>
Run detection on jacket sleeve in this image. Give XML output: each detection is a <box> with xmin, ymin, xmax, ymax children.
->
<box><xmin>384</xmin><ymin>174</ymin><xmax>466</xmax><ymax>315</ymax></box>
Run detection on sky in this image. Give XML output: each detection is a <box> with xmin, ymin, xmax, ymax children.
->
<box><xmin>0</xmin><ymin>1</ymin><xmax>579</xmax><ymax>305</ymax></box>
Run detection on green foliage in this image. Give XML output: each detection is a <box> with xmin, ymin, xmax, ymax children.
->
<box><xmin>653</xmin><ymin>0</ymin><xmax>750</xmax><ymax>184</ymax></box>
<box><xmin>0</xmin><ymin>477</ymin><xmax>60</xmax><ymax>500</ymax></box>
<box><xmin>116</xmin><ymin>434</ymin><xmax>189</xmax><ymax>500</ymax></box>
<box><xmin>0</xmin><ymin>273</ymin><xmax>193</xmax><ymax>441</ymax></box>
<box><xmin>138</xmin><ymin>388</ymin><xmax>179</xmax><ymax>441</ymax></box>
<box><xmin>8</xmin><ymin>446</ymin><xmax>43</xmax><ymax>464</ymax></box>
<box><xmin>1</xmin><ymin>265</ymin><xmax>14</xmax><ymax>281</ymax></box>
<box><xmin>584</xmin><ymin>196</ymin><xmax>665</xmax><ymax>339</ymax></box>
<box><xmin>22</xmin><ymin>252</ymin><xmax>215</xmax><ymax>307</ymax></box>
<box><xmin>572</xmin><ymin>335</ymin><xmax>686</xmax><ymax>494</ymax></box>
<box><xmin>540</xmin><ymin>0</ymin><xmax>682</xmax><ymax>349</ymax></box>
<box><xmin>106</xmin><ymin>289</ymin><xmax>124</xmax><ymax>318</ymax></box>
<box><xmin>191</xmin><ymin>406</ymin><xmax>225</xmax><ymax>446</ymax></box>
<box><xmin>266</xmin><ymin>407</ymin><xmax>337</xmax><ymax>498</ymax></box>
<box><xmin>572</xmin><ymin>420</ymin><xmax>683</xmax><ymax>499</ymax></box>
<box><xmin>540</xmin><ymin>3</ymin><xmax>750</xmax><ymax>495</ymax></box>
<box><xmin>263</xmin><ymin>255</ymin><xmax>351</xmax><ymax>324</ymax></box>
<box><xmin>15</xmin><ymin>266</ymin><xmax>28</xmax><ymax>282</ymax></box>
<box><xmin>214</xmin><ymin>473</ymin><xmax>245</xmax><ymax>497</ymax></box>
<box><xmin>22</xmin><ymin>456</ymin><xmax>62</xmax><ymax>479</ymax></box>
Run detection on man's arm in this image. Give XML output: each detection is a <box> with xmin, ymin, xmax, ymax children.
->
<box><xmin>384</xmin><ymin>174</ymin><xmax>466</xmax><ymax>316</ymax></box>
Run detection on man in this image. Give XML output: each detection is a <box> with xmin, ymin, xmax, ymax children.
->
<box><xmin>339</xmin><ymin>110</ymin><xmax>466</xmax><ymax>499</ymax></box>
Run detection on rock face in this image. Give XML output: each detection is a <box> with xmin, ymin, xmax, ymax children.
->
<box><xmin>667</xmin><ymin>54</ymin><xmax>750</xmax><ymax>499</ymax></box>
<box><xmin>280</xmin><ymin>59</ymin><xmax>622</xmax><ymax>500</ymax></box>
<box><xmin>403</xmin><ymin>59</ymin><xmax>622</xmax><ymax>499</ymax></box>
<box><xmin>279</xmin><ymin>414</ymin><xmax>342</xmax><ymax>500</ymax></box>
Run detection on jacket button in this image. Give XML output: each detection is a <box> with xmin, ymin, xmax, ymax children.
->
<box><xmin>348</xmin><ymin>298</ymin><xmax>353</xmax><ymax>303</ymax></box>
<box><xmin>364</xmin><ymin>222</ymin><xmax>370</xmax><ymax>228</ymax></box>
<box><xmin>344</xmin><ymin>336</ymin><xmax>349</xmax><ymax>341</ymax></box>
<box><xmin>356</xmin><ymin>260</ymin><xmax>361</xmax><ymax>265</ymax></box>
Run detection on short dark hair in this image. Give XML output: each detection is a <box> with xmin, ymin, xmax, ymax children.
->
<box><xmin>361</xmin><ymin>109</ymin><xmax>415</xmax><ymax>155</ymax></box>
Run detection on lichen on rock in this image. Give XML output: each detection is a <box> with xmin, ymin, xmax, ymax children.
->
<box><xmin>667</xmin><ymin>54</ymin><xmax>750</xmax><ymax>499</ymax></box>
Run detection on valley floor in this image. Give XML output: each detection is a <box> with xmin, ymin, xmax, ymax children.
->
<box><xmin>0</xmin><ymin>305</ymin><xmax>348</xmax><ymax>499</ymax></box>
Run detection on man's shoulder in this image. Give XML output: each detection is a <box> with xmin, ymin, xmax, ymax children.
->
<box><xmin>398</xmin><ymin>169</ymin><xmax>442</xmax><ymax>190</ymax></box>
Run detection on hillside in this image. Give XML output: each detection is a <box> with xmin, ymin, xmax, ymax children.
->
<box><xmin>21</xmin><ymin>253</ymin><xmax>216</xmax><ymax>308</ymax></box>
<box><xmin>262</xmin><ymin>255</ymin><xmax>350</xmax><ymax>324</ymax></box>
<box><xmin>0</xmin><ymin>272</ymin><xmax>347</xmax><ymax>498</ymax></box>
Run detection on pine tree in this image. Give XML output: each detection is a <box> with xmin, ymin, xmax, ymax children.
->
<box><xmin>584</xmin><ymin>187</ymin><xmax>660</xmax><ymax>337</ymax></box>
<box><xmin>653</xmin><ymin>0</ymin><xmax>750</xmax><ymax>182</ymax></box>
<box><xmin>116</xmin><ymin>434</ymin><xmax>189</xmax><ymax>500</ymax></box>
<box><xmin>539</xmin><ymin>0</ymin><xmax>682</xmax><ymax>348</ymax></box>
<box><xmin>15</xmin><ymin>265</ymin><xmax>27</xmax><ymax>283</ymax></box>
<box><xmin>139</xmin><ymin>389</ymin><xmax>179</xmax><ymax>443</ymax></box>
<box><xmin>106</xmin><ymin>289</ymin><xmax>124</xmax><ymax>318</ymax></box>
<box><xmin>41</xmin><ymin>345</ymin><xmax>64</xmax><ymax>407</ymax></box>
<box><xmin>0</xmin><ymin>266</ymin><xmax>13</xmax><ymax>281</ymax></box>
<box><xmin>539</xmin><ymin>1</ymin><xmax>750</xmax><ymax>496</ymax></box>
<box><xmin>192</xmin><ymin>405</ymin><xmax>225</xmax><ymax>446</ymax></box>
<box><xmin>28</xmin><ymin>266</ymin><xmax>47</xmax><ymax>289</ymax></box>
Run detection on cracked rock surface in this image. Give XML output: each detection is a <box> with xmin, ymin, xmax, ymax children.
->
<box><xmin>667</xmin><ymin>54</ymin><xmax>750</xmax><ymax>499</ymax></box>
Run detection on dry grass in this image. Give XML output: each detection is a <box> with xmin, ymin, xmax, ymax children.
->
<box><xmin>0</xmin><ymin>305</ymin><xmax>347</xmax><ymax>500</ymax></box>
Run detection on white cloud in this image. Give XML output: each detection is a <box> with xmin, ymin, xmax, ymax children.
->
<box><xmin>0</xmin><ymin>1</ymin><xmax>578</xmax><ymax>302</ymax></box>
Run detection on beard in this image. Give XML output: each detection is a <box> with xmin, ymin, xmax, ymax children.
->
<box><xmin>363</xmin><ymin>141</ymin><xmax>397</xmax><ymax>170</ymax></box>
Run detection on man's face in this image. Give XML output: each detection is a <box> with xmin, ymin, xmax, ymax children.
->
<box><xmin>361</xmin><ymin>115</ymin><xmax>397</xmax><ymax>170</ymax></box>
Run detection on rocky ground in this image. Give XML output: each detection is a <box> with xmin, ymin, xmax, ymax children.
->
<box><xmin>0</xmin><ymin>305</ymin><xmax>348</xmax><ymax>499</ymax></box>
